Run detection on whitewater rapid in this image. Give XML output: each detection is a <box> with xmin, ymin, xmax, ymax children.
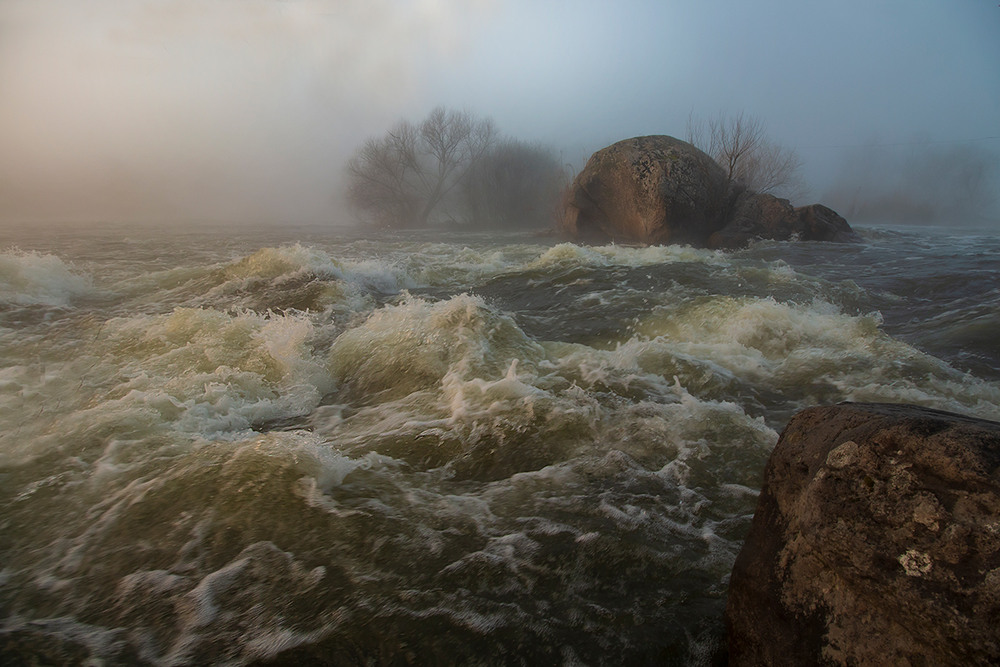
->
<box><xmin>2</xmin><ymin>224</ymin><xmax>998</xmax><ymax>664</ymax></box>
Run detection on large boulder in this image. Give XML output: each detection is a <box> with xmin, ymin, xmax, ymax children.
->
<box><xmin>561</xmin><ymin>135</ymin><xmax>859</xmax><ymax>247</ymax></box>
<box><xmin>561</xmin><ymin>135</ymin><xmax>737</xmax><ymax>245</ymax></box>
<box><xmin>726</xmin><ymin>402</ymin><xmax>1000</xmax><ymax>666</ymax></box>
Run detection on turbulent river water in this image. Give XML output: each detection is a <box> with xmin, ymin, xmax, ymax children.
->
<box><xmin>1</xmin><ymin>222</ymin><xmax>999</xmax><ymax>665</ymax></box>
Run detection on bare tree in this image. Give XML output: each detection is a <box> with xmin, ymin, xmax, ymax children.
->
<box><xmin>346</xmin><ymin>107</ymin><xmax>497</xmax><ymax>228</ymax></box>
<box><xmin>686</xmin><ymin>111</ymin><xmax>805</xmax><ymax>198</ymax></box>
<box><xmin>346</xmin><ymin>121</ymin><xmax>421</xmax><ymax>227</ymax></box>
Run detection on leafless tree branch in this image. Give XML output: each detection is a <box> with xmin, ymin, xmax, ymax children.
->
<box><xmin>687</xmin><ymin>111</ymin><xmax>805</xmax><ymax>198</ymax></box>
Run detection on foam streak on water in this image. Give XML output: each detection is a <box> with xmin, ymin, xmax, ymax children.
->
<box><xmin>1</xmin><ymin>224</ymin><xmax>998</xmax><ymax>665</ymax></box>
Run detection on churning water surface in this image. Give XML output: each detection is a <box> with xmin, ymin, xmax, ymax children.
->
<box><xmin>1</xmin><ymin>222</ymin><xmax>998</xmax><ymax>665</ymax></box>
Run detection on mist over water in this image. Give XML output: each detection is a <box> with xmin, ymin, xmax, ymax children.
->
<box><xmin>0</xmin><ymin>1</ymin><xmax>493</xmax><ymax>224</ymax></box>
<box><xmin>1</xmin><ymin>223</ymin><xmax>998</xmax><ymax>664</ymax></box>
<box><xmin>3</xmin><ymin>2</ymin><xmax>998</xmax><ymax>227</ymax></box>
<box><xmin>823</xmin><ymin>141</ymin><xmax>1000</xmax><ymax>226</ymax></box>
<box><xmin>2</xmin><ymin>1</ymin><xmax>1000</xmax><ymax>663</ymax></box>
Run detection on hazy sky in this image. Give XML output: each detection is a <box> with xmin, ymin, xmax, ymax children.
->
<box><xmin>1</xmin><ymin>0</ymin><xmax>998</xmax><ymax>224</ymax></box>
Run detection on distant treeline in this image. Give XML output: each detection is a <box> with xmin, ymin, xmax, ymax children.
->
<box><xmin>824</xmin><ymin>141</ymin><xmax>999</xmax><ymax>225</ymax></box>
<box><xmin>345</xmin><ymin>107</ymin><xmax>566</xmax><ymax>229</ymax></box>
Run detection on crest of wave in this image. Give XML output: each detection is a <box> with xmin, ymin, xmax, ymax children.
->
<box><xmin>0</xmin><ymin>250</ymin><xmax>93</xmax><ymax>307</ymax></box>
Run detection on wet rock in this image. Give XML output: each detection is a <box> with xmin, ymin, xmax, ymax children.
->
<box><xmin>792</xmin><ymin>203</ymin><xmax>862</xmax><ymax>243</ymax></box>
<box><xmin>707</xmin><ymin>195</ymin><xmax>860</xmax><ymax>249</ymax></box>
<box><xmin>561</xmin><ymin>135</ymin><xmax>859</xmax><ymax>248</ymax></box>
<box><xmin>560</xmin><ymin>135</ymin><xmax>737</xmax><ymax>246</ymax></box>
<box><xmin>726</xmin><ymin>402</ymin><xmax>1000</xmax><ymax>666</ymax></box>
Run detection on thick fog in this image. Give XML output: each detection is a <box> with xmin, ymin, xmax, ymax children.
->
<box><xmin>1</xmin><ymin>0</ymin><xmax>998</xmax><ymax>226</ymax></box>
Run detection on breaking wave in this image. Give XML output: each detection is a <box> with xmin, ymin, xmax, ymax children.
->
<box><xmin>0</xmin><ymin>249</ymin><xmax>94</xmax><ymax>307</ymax></box>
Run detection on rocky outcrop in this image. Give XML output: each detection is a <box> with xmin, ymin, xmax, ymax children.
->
<box><xmin>726</xmin><ymin>402</ymin><xmax>1000</xmax><ymax>666</ymax></box>
<box><xmin>561</xmin><ymin>135</ymin><xmax>860</xmax><ymax>247</ymax></box>
<box><xmin>708</xmin><ymin>195</ymin><xmax>859</xmax><ymax>249</ymax></box>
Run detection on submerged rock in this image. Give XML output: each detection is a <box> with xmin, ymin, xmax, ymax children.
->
<box><xmin>726</xmin><ymin>402</ymin><xmax>1000</xmax><ymax>666</ymax></box>
<box><xmin>560</xmin><ymin>135</ymin><xmax>859</xmax><ymax>247</ymax></box>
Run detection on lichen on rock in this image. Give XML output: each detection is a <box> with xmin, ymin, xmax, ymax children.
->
<box><xmin>726</xmin><ymin>402</ymin><xmax>1000</xmax><ymax>666</ymax></box>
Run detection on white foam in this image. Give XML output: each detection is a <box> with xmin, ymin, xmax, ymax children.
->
<box><xmin>328</xmin><ymin>293</ymin><xmax>545</xmax><ymax>400</ymax></box>
<box><xmin>222</xmin><ymin>243</ymin><xmax>345</xmax><ymax>281</ymax></box>
<box><xmin>529</xmin><ymin>242</ymin><xmax>723</xmax><ymax>270</ymax></box>
<box><xmin>392</xmin><ymin>242</ymin><xmax>530</xmax><ymax>287</ymax></box>
<box><xmin>0</xmin><ymin>249</ymin><xmax>93</xmax><ymax>306</ymax></box>
<box><xmin>338</xmin><ymin>257</ymin><xmax>415</xmax><ymax>293</ymax></box>
<box><xmin>78</xmin><ymin>307</ymin><xmax>336</xmax><ymax>439</ymax></box>
<box><xmin>164</xmin><ymin>541</ymin><xmax>333</xmax><ymax>664</ymax></box>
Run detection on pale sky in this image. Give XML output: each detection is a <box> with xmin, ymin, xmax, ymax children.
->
<box><xmin>1</xmin><ymin>0</ymin><xmax>998</xmax><ymax>224</ymax></box>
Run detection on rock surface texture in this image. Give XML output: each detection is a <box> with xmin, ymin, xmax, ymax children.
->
<box><xmin>707</xmin><ymin>195</ymin><xmax>859</xmax><ymax>249</ymax></box>
<box><xmin>726</xmin><ymin>402</ymin><xmax>1000</xmax><ymax>666</ymax></box>
<box><xmin>561</xmin><ymin>135</ymin><xmax>860</xmax><ymax>248</ymax></box>
<box><xmin>561</xmin><ymin>135</ymin><xmax>735</xmax><ymax>246</ymax></box>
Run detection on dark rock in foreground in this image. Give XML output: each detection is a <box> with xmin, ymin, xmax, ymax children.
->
<box><xmin>726</xmin><ymin>402</ymin><xmax>1000</xmax><ymax>666</ymax></box>
<box><xmin>561</xmin><ymin>135</ymin><xmax>860</xmax><ymax>247</ymax></box>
